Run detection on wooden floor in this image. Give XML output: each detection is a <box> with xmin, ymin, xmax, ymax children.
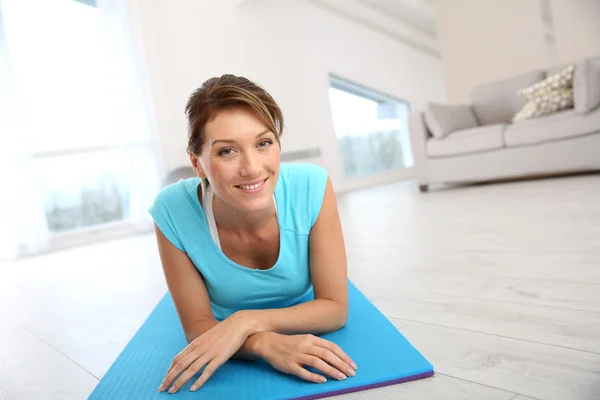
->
<box><xmin>1</xmin><ymin>174</ymin><xmax>599</xmax><ymax>400</ymax></box>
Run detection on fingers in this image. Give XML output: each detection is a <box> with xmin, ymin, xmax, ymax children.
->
<box><xmin>165</xmin><ymin>355</ymin><xmax>210</xmax><ymax>394</ymax></box>
<box><xmin>314</xmin><ymin>337</ymin><xmax>358</xmax><ymax>370</ymax></box>
<box><xmin>309</xmin><ymin>346</ymin><xmax>356</xmax><ymax>379</ymax></box>
<box><xmin>289</xmin><ymin>362</ymin><xmax>328</xmax><ymax>384</ymax></box>
<box><xmin>159</xmin><ymin>350</ymin><xmax>204</xmax><ymax>393</ymax></box>
<box><xmin>189</xmin><ymin>358</ymin><xmax>224</xmax><ymax>391</ymax></box>
<box><xmin>164</xmin><ymin>344</ymin><xmax>196</xmax><ymax>378</ymax></box>
<box><xmin>299</xmin><ymin>354</ymin><xmax>349</xmax><ymax>382</ymax></box>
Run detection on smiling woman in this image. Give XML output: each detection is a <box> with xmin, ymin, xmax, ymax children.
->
<box><xmin>148</xmin><ymin>74</ymin><xmax>357</xmax><ymax>393</ymax></box>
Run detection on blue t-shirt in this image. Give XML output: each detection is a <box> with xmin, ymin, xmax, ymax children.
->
<box><xmin>148</xmin><ymin>162</ymin><xmax>329</xmax><ymax>321</ymax></box>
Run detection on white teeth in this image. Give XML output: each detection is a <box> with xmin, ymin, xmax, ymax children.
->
<box><xmin>239</xmin><ymin>180</ymin><xmax>264</xmax><ymax>190</ymax></box>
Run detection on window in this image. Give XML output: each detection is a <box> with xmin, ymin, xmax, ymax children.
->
<box><xmin>0</xmin><ymin>0</ymin><xmax>160</xmax><ymax>257</ymax></box>
<box><xmin>328</xmin><ymin>76</ymin><xmax>413</xmax><ymax>179</ymax></box>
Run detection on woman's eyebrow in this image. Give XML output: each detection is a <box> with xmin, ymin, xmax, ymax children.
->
<box><xmin>212</xmin><ymin>130</ymin><xmax>272</xmax><ymax>146</ymax></box>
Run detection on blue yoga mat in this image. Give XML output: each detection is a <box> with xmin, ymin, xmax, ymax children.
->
<box><xmin>90</xmin><ymin>281</ymin><xmax>434</xmax><ymax>399</ymax></box>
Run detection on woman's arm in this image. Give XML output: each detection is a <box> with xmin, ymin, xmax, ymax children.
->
<box><xmin>155</xmin><ymin>175</ymin><xmax>347</xmax><ymax>344</ymax></box>
<box><xmin>239</xmin><ymin>176</ymin><xmax>349</xmax><ymax>335</ymax></box>
<box><xmin>155</xmin><ymin>178</ymin><xmax>353</xmax><ymax>393</ymax></box>
<box><xmin>154</xmin><ymin>224</ymin><xmax>262</xmax><ymax>360</ymax></box>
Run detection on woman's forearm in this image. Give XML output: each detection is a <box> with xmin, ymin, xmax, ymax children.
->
<box><xmin>185</xmin><ymin>318</ymin><xmax>263</xmax><ymax>361</ymax></box>
<box><xmin>240</xmin><ymin>299</ymin><xmax>348</xmax><ymax>336</ymax></box>
<box><xmin>184</xmin><ymin>299</ymin><xmax>347</xmax><ymax>362</ymax></box>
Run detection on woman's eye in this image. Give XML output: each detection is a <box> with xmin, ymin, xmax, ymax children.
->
<box><xmin>218</xmin><ymin>148</ymin><xmax>233</xmax><ymax>156</ymax></box>
<box><xmin>258</xmin><ymin>140</ymin><xmax>273</xmax><ymax>148</ymax></box>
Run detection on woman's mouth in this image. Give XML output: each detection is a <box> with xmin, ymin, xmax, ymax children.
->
<box><xmin>236</xmin><ymin>178</ymin><xmax>267</xmax><ymax>193</ymax></box>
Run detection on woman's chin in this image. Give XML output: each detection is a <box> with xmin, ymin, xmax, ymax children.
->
<box><xmin>246</xmin><ymin>196</ymin><xmax>274</xmax><ymax>213</ymax></box>
<box><xmin>234</xmin><ymin>192</ymin><xmax>274</xmax><ymax>213</ymax></box>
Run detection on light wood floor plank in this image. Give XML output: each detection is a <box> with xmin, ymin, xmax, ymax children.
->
<box><xmin>511</xmin><ymin>396</ymin><xmax>543</xmax><ymax>400</ymax></box>
<box><xmin>349</xmin><ymin>268</ymin><xmax>600</xmax><ymax>312</ymax></box>
<box><xmin>327</xmin><ymin>372</ymin><xmax>516</xmax><ymax>400</ymax></box>
<box><xmin>0</xmin><ymin>319</ymin><xmax>98</xmax><ymax>400</ymax></box>
<box><xmin>339</xmin><ymin>174</ymin><xmax>600</xmax><ymax>288</ymax></box>
<box><xmin>392</xmin><ymin>319</ymin><xmax>600</xmax><ymax>400</ymax></box>
<box><xmin>356</xmin><ymin>283</ymin><xmax>600</xmax><ymax>353</ymax></box>
<box><xmin>0</xmin><ymin>235</ymin><xmax>168</xmax><ymax>379</ymax></box>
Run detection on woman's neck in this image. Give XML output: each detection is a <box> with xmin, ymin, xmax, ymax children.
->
<box><xmin>212</xmin><ymin>192</ymin><xmax>276</xmax><ymax>234</ymax></box>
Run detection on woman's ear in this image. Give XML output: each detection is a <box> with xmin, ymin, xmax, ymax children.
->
<box><xmin>188</xmin><ymin>152</ymin><xmax>206</xmax><ymax>179</ymax></box>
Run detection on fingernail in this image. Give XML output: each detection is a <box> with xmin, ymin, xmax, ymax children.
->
<box><xmin>337</xmin><ymin>372</ymin><xmax>346</xmax><ymax>380</ymax></box>
<box><xmin>352</xmin><ymin>362</ymin><xmax>358</xmax><ymax>369</ymax></box>
<box><xmin>347</xmin><ymin>368</ymin><xmax>356</xmax><ymax>377</ymax></box>
<box><xmin>168</xmin><ymin>386</ymin><xmax>176</xmax><ymax>394</ymax></box>
<box><xmin>158</xmin><ymin>384</ymin><xmax>164</xmax><ymax>392</ymax></box>
<box><xmin>319</xmin><ymin>376</ymin><xmax>327</xmax><ymax>383</ymax></box>
<box><xmin>190</xmin><ymin>385</ymin><xmax>198</xmax><ymax>391</ymax></box>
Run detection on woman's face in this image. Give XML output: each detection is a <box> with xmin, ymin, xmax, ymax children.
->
<box><xmin>191</xmin><ymin>106</ymin><xmax>281</xmax><ymax>214</ymax></box>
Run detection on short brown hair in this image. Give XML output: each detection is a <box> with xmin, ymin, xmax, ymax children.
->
<box><xmin>185</xmin><ymin>74</ymin><xmax>284</xmax><ymax>155</ymax></box>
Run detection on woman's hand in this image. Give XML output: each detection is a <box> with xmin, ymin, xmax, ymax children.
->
<box><xmin>158</xmin><ymin>312</ymin><xmax>261</xmax><ymax>394</ymax></box>
<box><xmin>255</xmin><ymin>332</ymin><xmax>358</xmax><ymax>383</ymax></box>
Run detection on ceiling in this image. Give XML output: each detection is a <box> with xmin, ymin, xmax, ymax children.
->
<box><xmin>308</xmin><ymin>0</ymin><xmax>439</xmax><ymax>56</ymax></box>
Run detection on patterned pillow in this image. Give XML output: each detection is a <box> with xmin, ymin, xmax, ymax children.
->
<box><xmin>518</xmin><ymin>64</ymin><xmax>575</xmax><ymax>98</ymax></box>
<box><xmin>512</xmin><ymin>65</ymin><xmax>575</xmax><ymax>122</ymax></box>
<box><xmin>512</xmin><ymin>88</ymin><xmax>574</xmax><ymax>122</ymax></box>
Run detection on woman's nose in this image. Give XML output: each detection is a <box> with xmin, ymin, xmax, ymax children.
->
<box><xmin>240</xmin><ymin>153</ymin><xmax>260</xmax><ymax>177</ymax></box>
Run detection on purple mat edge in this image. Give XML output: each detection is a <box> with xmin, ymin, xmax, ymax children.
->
<box><xmin>290</xmin><ymin>370</ymin><xmax>435</xmax><ymax>400</ymax></box>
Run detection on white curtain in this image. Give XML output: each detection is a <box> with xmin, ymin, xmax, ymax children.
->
<box><xmin>0</xmin><ymin>0</ymin><xmax>161</xmax><ymax>260</ymax></box>
<box><xmin>0</xmin><ymin>3</ymin><xmax>51</xmax><ymax>259</ymax></box>
<box><xmin>96</xmin><ymin>0</ymin><xmax>163</xmax><ymax>230</ymax></box>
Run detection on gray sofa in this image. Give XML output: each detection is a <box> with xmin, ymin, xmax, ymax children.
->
<box><xmin>410</xmin><ymin>56</ymin><xmax>600</xmax><ymax>192</ymax></box>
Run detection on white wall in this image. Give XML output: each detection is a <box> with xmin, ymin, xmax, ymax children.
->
<box><xmin>550</xmin><ymin>0</ymin><xmax>600</xmax><ymax>65</ymax></box>
<box><xmin>432</xmin><ymin>0</ymin><xmax>600</xmax><ymax>105</ymax></box>
<box><xmin>131</xmin><ymin>0</ymin><xmax>446</xmax><ymax>190</ymax></box>
<box><xmin>433</xmin><ymin>0</ymin><xmax>548</xmax><ymax>104</ymax></box>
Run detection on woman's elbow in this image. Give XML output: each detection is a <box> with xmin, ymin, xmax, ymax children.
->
<box><xmin>334</xmin><ymin>302</ymin><xmax>349</xmax><ymax>330</ymax></box>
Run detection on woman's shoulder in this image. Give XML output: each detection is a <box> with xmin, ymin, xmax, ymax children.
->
<box><xmin>278</xmin><ymin>162</ymin><xmax>328</xmax><ymax>187</ymax></box>
<box><xmin>148</xmin><ymin>177</ymin><xmax>205</xmax><ymax>252</ymax></box>
<box><xmin>151</xmin><ymin>178</ymin><xmax>201</xmax><ymax>209</ymax></box>
<box><xmin>277</xmin><ymin>163</ymin><xmax>329</xmax><ymax>230</ymax></box>
<box><xmin>149</xmin><ymin>177</ymin><xmax>204</xmax><ymax>228</ymax></box>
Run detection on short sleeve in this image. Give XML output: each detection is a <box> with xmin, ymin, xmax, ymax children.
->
<box><xmin>148</xmin><ymin>185</ymin><xmax>185</xmax><ymax>251</ymax></box>
<box><xmin>307</xmin><ymin>164</ymin><xmax>329</xmax><ymax>227</ymax></box>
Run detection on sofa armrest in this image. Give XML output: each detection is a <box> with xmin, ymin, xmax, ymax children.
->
<box><xmin>409</xmin><ymin>111</ymin><xmax>431</xmax><ymax>185</ymax></box>
<box><xmin>423</xmin><ymin>102</ymin><xmax>479</xmax><ymax>139</ymax></box>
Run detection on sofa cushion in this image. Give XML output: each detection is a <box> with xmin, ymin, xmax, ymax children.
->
<box><xmin>573</xmin><ymin>56</ymin><xmax>600</xmax><ymax>114</ymax></box>
<box><xmin>511</xmin><ymin>65</ymin><xmax>575</xmax><ymax>122</ymax></box>
<box><xmin>423</xmin><ymin>102</ymin><xmax>479</xmax><ymax>139</ymax></box>
<box><xmin>470</xmin><ymin>70</ymin><xmax>546</xmax><ymax>125</ymax></box>
<box><xmin>504</xmin><ymin>107</ymin><xmax>600</xmax><ymax>147</ymax></box>
<box><xmin>516</xmin><ymin>64</ymin><xmax>574</xmax><ymax>100</ymax></box>
<box><xmin>512</xmin><ymin>87</ymin><xmax>574</xmax><ymax>122</ymax></box>
<box><xmin>427</xmin><ymin>124</ymin><xmax>507</xmax><ymax>157</ymax></box>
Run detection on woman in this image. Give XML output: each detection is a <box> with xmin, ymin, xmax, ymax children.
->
<box><xmin>149</xmin><ymin>74</ymin><xmax>357</xmax><ymax>394</ymax></box>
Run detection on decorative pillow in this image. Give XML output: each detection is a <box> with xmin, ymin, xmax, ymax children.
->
<box><xmin>573</xmin><ymin>56</ymin><xmax>600</xmax><ymax>114</ymax></box>
<box><xmin>512</xmin><ymin>64</ymin><xmax>575</xmax><ymax>122</ymax></box>
<box><xmin>423</xmin><ymin>102</ymin><xmax>479</xmax><ymax>139</ymax></box>
<box><xmin>518</xmin><ymin>64</ymin><xmax>575</xmax><ymax>98</ymax></box>
<box><xmin>512</xmin><ymin>88</ymin><xmax>574</xmax><ymax>122</ymax></box>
